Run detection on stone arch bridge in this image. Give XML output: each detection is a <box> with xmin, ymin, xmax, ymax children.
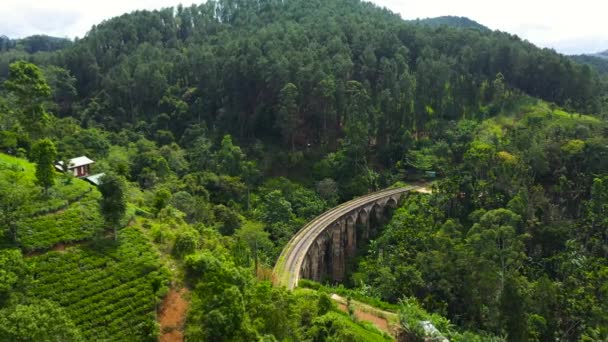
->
<box><xmin>273</xmin><ymin>186</ymin><xmax>422</xmax><ymax>290</ymax></box>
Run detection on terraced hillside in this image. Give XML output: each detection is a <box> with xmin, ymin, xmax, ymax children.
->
<box><xmin>26</xmin><ymin>228</ymin><xmax>170</xmax><ymax>341</ymax></box>
<box><xmin>0</xmin><ymin>154</ymin><xmax>103</xmax><ymax>250</ymax></box>
<box><xmin>0</xmin><ymin>153</ymin><xmax>170</xmax><ymax>341</ymax></box>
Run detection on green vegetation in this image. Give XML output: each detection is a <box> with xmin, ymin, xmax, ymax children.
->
<box><xmin>571</xmin><ymin>53</ymin><xmax>608</xmax><ymax>75</ymax></box>
<box><xmin>31</xmin><ymin>139</ymin><xmax>57</xmax><ymax>194</ymax></box>
<box><xmin>410</xmin><ymin>16</ymin><xmax>490</xmax><ymax>31</ymax></box>
<box><xmin>0</xmin><ymin>0</ymin><xmax>606</xmax><ymax>340</ymax></box>
<box><xmin>353</xmin><ymin>103</ymin><xmax>608</xmax><ymax>340</ymax></box>
<box><xmin>0</xmin><ymin>299</ymin><xmax>83</xmax><ymax>341</ymax></box>
<box><xmin>26</xmin><ymin>227</ymin><xmax>169</xmax><ymax>341</ymax></box>
<box><xmin>0</xmin><ymin>153</ymin><xmax>102</xmax><ymax>250</ymax></box>
<box><xmin>17</xmin><ymin>191</ymin><xmax>102</xmax><ymax>251</ymax></box>
<box><xmin>98</xmin><ymin>173</ymin><xmax>128</xmax><ymax>240</ymax></box>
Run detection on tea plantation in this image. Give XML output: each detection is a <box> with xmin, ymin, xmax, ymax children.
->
<box><xmin>26</xmin><ymin>227</ymin><xmax>170</xmax><ymax>341</ymax></box>
<box><xmin>0</xmin><ymin>153</ymin><xmax>105</xmax><ymax>251</ymax></box>
<box><xmin>0</xmin><ymin>153</ymin><xmax>170</xmax><ymax>341</ymax></box>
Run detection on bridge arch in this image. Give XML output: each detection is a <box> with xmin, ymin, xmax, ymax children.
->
<box><xmin>274</xmin><ymin>186</ymin><xmax>421</xmax><ymax>289</ymax></box>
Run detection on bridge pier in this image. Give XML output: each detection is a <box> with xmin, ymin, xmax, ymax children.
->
<box><xmin>345</xmin><ymin>216</ymin><xmax>356</xmax><ymax>258</ymax></box>
<box><xmin>309</xmin><ymin>242</ymin><xmax>320</xmax><ymax>281</ymax></box>
<box><xmin>358</xmin><ymin>209</ymin><xmax>370</xmax><ymax>241</ymax></box>
<box><xmin>330</xmin><ymin>222</ymin><xmax>346</xmax><ymax>282</ymax></box>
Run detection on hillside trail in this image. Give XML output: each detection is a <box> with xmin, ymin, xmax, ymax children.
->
<box><xmin>410</xmin><ymin>180</ymin><xmax>434</xmax><ymax>194</ymax></box>
<box><xmin>414</xmin><ymin>186</ymin><xmax>432</xmax><ymax>194</ymax></box>
<box><xmin>331</xmin><ymin>294</ymin><xmax>399</xmax><ymax>336</ymax></box>
<box><xmin>159</xmin><ymin>286</ymin><xmax>189</xmax><ymax>342</ymax></box>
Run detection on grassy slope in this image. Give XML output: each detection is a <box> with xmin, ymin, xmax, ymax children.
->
<box><xmin>292</xmin><ymin>288</ymin><xmax>393</xmax><ymax>341</ymax></box>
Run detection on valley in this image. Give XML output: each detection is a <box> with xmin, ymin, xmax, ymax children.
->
<box><xmin>0</xmin><ymin>0</ymin><xmax>607</xmax><ymax>341</ymax></box>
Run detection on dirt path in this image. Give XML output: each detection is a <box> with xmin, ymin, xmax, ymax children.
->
<box><xmin>159</xmin><ymin>287</ymin><xmax>189</xmax><ymax>342</ymax></box>
<box><xmin>414</xmin><ymin>186</ymin><xmax>432</xmax><ymax>194</ymax></box>
<box><xmin>337</xmin><ymin>302</ymin><xmax>391</xmax><ymax>332</ymax></box>
<box><xmin>331</xmin><ymin>294</ymin><xmax>399</xmax><ymax>336</ymax></box>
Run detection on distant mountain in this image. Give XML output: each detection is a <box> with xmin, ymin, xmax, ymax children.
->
<box><xmin>595</xmin><ymin>50</ymin><xmax>608</xmax><ymax>59</ymax></box>
<box><xmin>570</xmin><ymin>50</ymin><xmax>608</xmax><ymax>75</ymax></box>
<box><xmin>570</xmin><ymin>54</ymin><xmax>608</xmax><ymax>75</ymax></box>
<box><xmin>409</xmin><ymin>16</ymin><xmax>490</xmax><ymax>31</ymax></box>
<box><xmin>0</xmin><ymin>34</ymin><xmax>71</xmax><ymax>53</ymax></box>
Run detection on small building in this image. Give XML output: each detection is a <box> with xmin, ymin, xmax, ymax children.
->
<box><xmin>55</xmin><ymin>156</ymin><xmax>95</xmax><ymax>177</ymax></box>
<box><xmin>84</xmin><ymin>173</ymin><xmax>105</xmax><ymax>186</ymax></box>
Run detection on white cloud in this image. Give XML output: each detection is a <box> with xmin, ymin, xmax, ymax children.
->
<box><xmin>0</xmin><ymin>0</ymin><xmax>606</xmax><ymax>54</ymax></box>
<box><xmin>371</xmin><ymin>0</ymin><xmax>608</xmax><ymax>54</ymax></box>
<box><xmin>0</xmin><ymin>0</ymin><xmax>186</xmax><ymax>39</ymax></box>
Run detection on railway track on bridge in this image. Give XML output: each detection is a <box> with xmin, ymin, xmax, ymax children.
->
<box><xmin>273</xmin><ymin>186</ymin><xmax>422</xmax><ymax>289</ymax></box>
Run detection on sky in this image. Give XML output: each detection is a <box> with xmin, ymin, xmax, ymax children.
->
<box><xmin>0</xmin><ymin>0</ymin><xmax>606</xmax><ymax>55</ymax></box>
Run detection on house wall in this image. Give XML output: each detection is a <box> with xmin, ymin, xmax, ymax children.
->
<box><xmin>71</xmin><ymin>165</ymin><xmax>90</xmax><ymax>177</ymax></box>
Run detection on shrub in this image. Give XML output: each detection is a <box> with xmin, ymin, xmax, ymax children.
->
<box><xmin>173</xmin><ymin>228</ymin><xmax>200</xmax><ymax>257</ymax></box>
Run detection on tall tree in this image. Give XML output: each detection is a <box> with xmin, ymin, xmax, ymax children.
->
<box><xmin>343</xmin><ymin>80</ymin><xmax>372</xmax><ymax>165</ymax></box>
<box><xmin>277</xmin><ymin>83</ymin><xmax>299</xmax><ymax>151</ymax></box>
<box><xmin>30</xmin><ymin>139</ymin><xmax>57</xmax><ymax>194</ymax></box>
<box><xmin>214</xmin><ymin>135</ymin><xmax>245</xmax><ymax>176</ymax></box>
<box><xmin>0</xmin><ymin>172</ymin><xmax>32</xmax><ymax>243</ymax></box>
<box><xmin>234</xmin><ymin>221</ymin><xmax>272</xmax><ymax>275</ymax></box>
<box><xmin>4</xmin><ymin>61</ymin><xmax>51</xmax><ymax>138</ymax></box>
<box><xmin>98</xmin><ymin>173</ymin><xmax>127</xmax><ymax>240</ymax></box>
<box><xmin>315</xmin><ymin>76</ymin><xmax>337</xmax><ymax>140</ymax></box>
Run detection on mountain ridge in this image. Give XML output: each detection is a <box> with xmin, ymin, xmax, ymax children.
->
<box><xmin>408</xmin><ymin>15</ymin><xmax>490</xmax><ymax>31</ymax></box>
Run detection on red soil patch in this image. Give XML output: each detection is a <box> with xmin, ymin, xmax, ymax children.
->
<box><xmin>25</xmin><ymin>242</ymin><xmax>80</xmax><ymax>257</ymax></box>
<box><xmin>337</xmin><ymin>303</ymin><xmax>391</xmax><ymax>333</ymax></box>
<box><xmin>53</xmin><ymin>243</ymin><xmax>67</xmax><ymax>252</ymax></box>
<box><xmin>159</xmin><ymin>287</ymin><xmax>189</xmax><ymax>342</ymax></box>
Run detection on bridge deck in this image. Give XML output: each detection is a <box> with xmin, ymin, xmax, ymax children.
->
<box><xmin>272</xmin><ymin>186</ymin><xmax>419</xmax><ymax>289</ymax></box>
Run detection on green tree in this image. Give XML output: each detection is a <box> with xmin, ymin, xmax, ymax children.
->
<box><xmin>315</xmin><ymin>76</ymin><xmax>337</xmax><ymax>139</ymax></box>
<box><xmin>316</xmin><ymin>178</ymin><xmax>339</xmax><ymax>206</ymax></box>
<box><xmin>0</xmin><ymin>249</ymin><xmax>27</xmax><ymax>306</ymax></box>
<box><xmin>4</xmin><ymin>61</ymin><xmax>51</xmax><ymax>138</ymax></box>
<box><xmin>0</xmin><ymin>300</ymin><xmax>83</xmax><ymax>341</ymax></box>
<box><xmin>43</xmin><ymin>65</ymin><xmax>77</xmax><ymax>116</ymax></box>
<box><xmin>246</xmin><ymin>282</ymin><xmax>295</xmax><ymax>339</ymax></box>
<box><xmin>343</xmin><ymin>80</ymin><xmax>372</xmax><ymax>164</ymax></box>
<box><xmin>277</xmin><ymin>83</ymin><xmax>299</xmax><ymax>151</ymax></box>
<box><xmin>98</xmin><ymin>173</ymin><xmax>127</xmax><ymax>240</ymax></box>
<box><xmin>30</xmin><ymin>139</ymin><xmax>57</xmax><ymax>194</ymax></box>
<box><xmin>215</xmin><ymin>135</ymin><xmax>245</xmax><ymax>176</ymax></box>
<box><xmin>465</xmin><ymin>208</ymin><xmax>525</xmax><ymax>332</ymax></box>
<box><xmin>153</xmin><ymin>188</ymin><xmax>171</xmax><ymax>216</ymax></box>
<box><xmin>583</xmin><ymin>176</ymin><xmax>608</xmax><ymax>256</ymax></box>
<box><xmin>214</xmin><ymin>204</ymin><xmax>242</xmax><ymax>235</ymax></box>
<box><xmin>185</xmin><ymin>251</ymin><xmax>249</xmax><ymax>341</ymax></box>
<box><xmin>492</xmin><ymin>72</ymin><xmax>509</xmax><ymax>110</ymax></box>
<box><xmin>173</xmin><ymin>228</ymin><xmax>200</xmax><ymax>257</ymax></box>
<box><xmin>261</xmin><ymin>190</ymin><xmax>293</xmax><ymax>225</ymax></box>
<box><xmin>0</xmin><ymin>171</ymin><xmax>32</xmax><ymax>243</ymax></box>
<box><xmin>235</xmin><ymin>221</ymin><xmax>273</xmax><ymax>273</ymax></box>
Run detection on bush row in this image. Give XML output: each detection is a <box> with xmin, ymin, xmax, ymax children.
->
<box><xmin>18</xmin><ymin>192</ymin><xmax>104</xmax><ymax>251</ymax></box>
<box><xmin>26</xmin><ymin>227</ymin><xmax>170</xmax><ymax>341</ymax></box>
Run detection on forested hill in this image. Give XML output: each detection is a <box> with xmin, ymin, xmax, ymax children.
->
<box><xmin>0</xmin><ymin>0</ymin><xmax>604</xmax><ymax>142</ymax></box>
<box><xmin>409</xmin><ymin>16</ymin><xmax>490</xmax><ymax>31</ymax></box>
